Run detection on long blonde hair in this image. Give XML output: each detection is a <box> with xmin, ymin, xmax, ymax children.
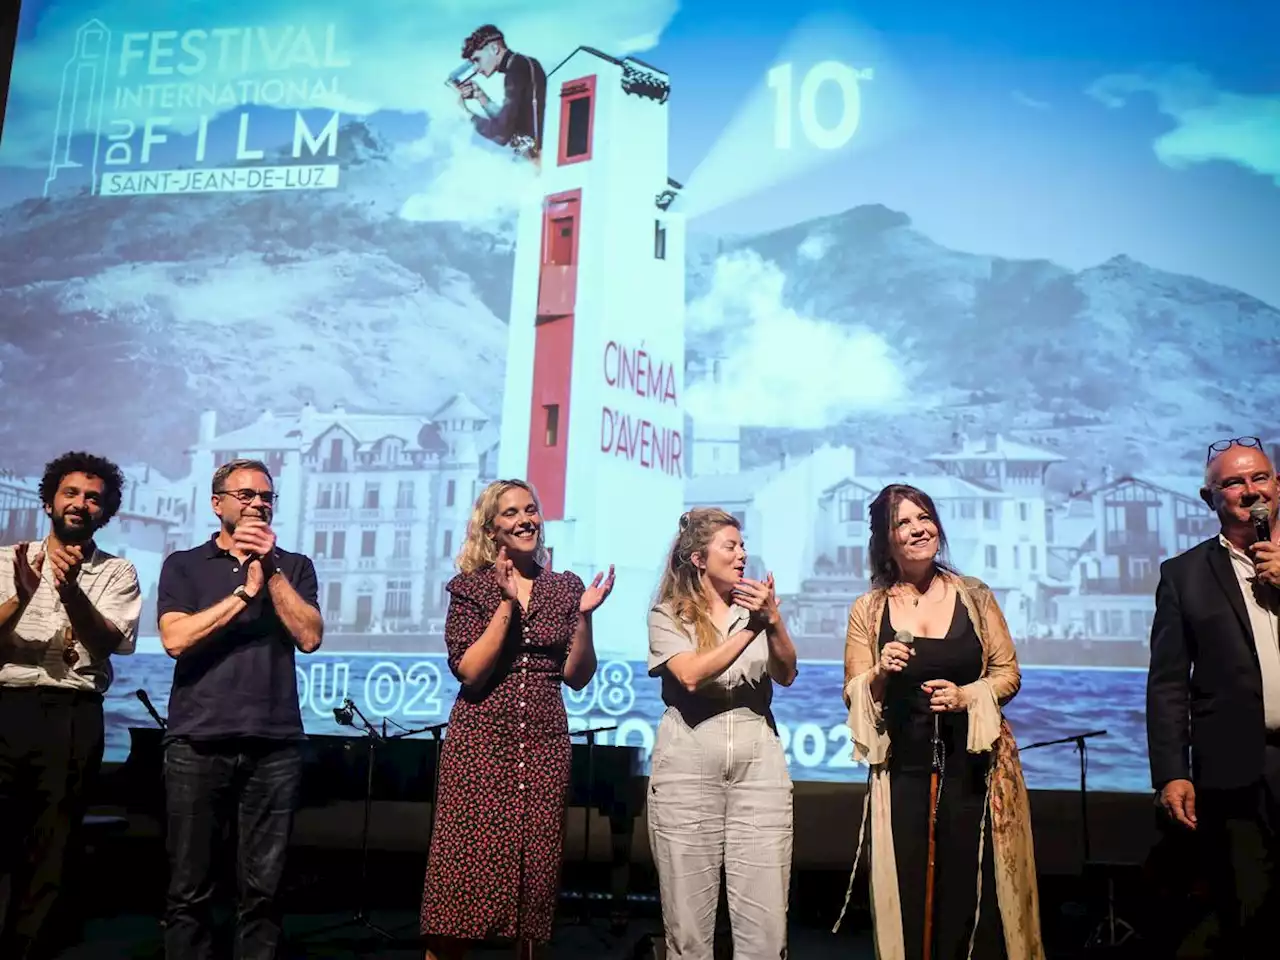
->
<box><xmin>456</xmin><ymin>479</ymin><xmax>550</xmax><ymax>574</ymax></box>
<box><xmin>654</xmin><ymin>507</ymin><xmax>740</xmax><ymax>652</ymax></box>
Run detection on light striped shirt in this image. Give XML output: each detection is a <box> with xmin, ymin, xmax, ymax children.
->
<box><xmin>0</xmin><ymin>539</ymin><xmax>142</xmax><ymax>695</ymax></box>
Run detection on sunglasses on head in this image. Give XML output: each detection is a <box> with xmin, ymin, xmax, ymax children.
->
<box><xmin>1205</xmin><ymin>436</ymin><xmax>1262</xmax><ymax>464</ymax></box>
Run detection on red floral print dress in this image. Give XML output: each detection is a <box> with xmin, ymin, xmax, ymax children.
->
<box><xmin>420</xmin><ymin>564</ymin><xmax>584</xmax><ymax>943</ymax></box>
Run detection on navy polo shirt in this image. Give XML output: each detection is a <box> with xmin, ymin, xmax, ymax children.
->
<box><xmin>157</xmin><ymin>535</ymin><xmax>318</xmax><ymax>742</ymax></box>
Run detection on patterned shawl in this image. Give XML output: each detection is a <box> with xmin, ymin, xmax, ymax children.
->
<box><xmin>833</xmin><ymin>573</ymin><xmax>1045</xmax><ymax>960</ymax></box>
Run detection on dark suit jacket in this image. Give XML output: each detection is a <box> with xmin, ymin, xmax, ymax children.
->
<box><xmin>1147</xmin><ymin>536</ymin><xmax>1267</xmax><ymax>791</ymax></box>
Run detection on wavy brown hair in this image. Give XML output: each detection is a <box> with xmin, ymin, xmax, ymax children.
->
<box><xmin>654</xmin><ymin>507</ymin><xmax>740</xmax><ymax>652</ymax></box>
<box><xmin>868</xmin><ymin>483</ymin><xmax>956</xmax><ymax>588</ymax></box>
<box><xmin>456</xmin><ymin>479</ymin><xmax>550</xmax><ymax>574</ymax></box>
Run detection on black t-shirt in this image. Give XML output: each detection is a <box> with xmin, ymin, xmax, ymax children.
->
<box><xmin>157</xmin><ymin>535</ymin><xmax>318</xmax><ymax>742</ymax></box>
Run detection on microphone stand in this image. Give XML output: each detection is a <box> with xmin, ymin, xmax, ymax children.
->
<box><xmin>1019</xmin><ymin>729</ymin><xmax>1106</xmax><ymax>864</ymax></box>
<box><xmin>568</xmin><ymin>724</ymin><xmax>617</xmax><ymax>926</ymax></box>
<box><xmin>1020</xmin><ymin>730</ymin><xmax>1133</xmax><ymax>947</ymax></box>
<box><xmin>419</xmin><ymin>719</ymin><xmax>450</xmax><ymax>866</ymax></box>
<box><xmin>134</xmin><ymin>688</ymin><xmax>167</xmax><ymax>729</ymax></box>
<box><xmin>382</xmin><ymin>718</ymin><xmax>449</xmax><ymax>943</ymax></box>
<box><xmin>300</xmin><ymin>699</ymin><xmax>401</xmax><ymax>943</ymax></box>
<box><xmin>923</xmin><ymin>714</ymin><xmax>942</xmax><ymax>960</ymax></box>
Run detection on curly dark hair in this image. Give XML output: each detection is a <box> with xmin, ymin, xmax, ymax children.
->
<box><xmin>462</xmin><ymin>24</ymin><xmax>504</xmax><ymax>60</ymax></box>
<box><xmin>867</xmin><ymin>483</ymin><xmax>956</xmax><ymax>588</ymax></box>
<box><xmin>39</xmin><ymin>451</ymin><xmax>126</xmax><ymax>525</ymax></box>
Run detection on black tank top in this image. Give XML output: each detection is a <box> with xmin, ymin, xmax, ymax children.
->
<box><xmin>879</xmin><ymin>595</ymin><xmax>984</xmax><ymax>775</ymax></box>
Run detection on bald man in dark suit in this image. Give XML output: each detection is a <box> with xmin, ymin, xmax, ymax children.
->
<box><xmin>1147</xmin><ymin>438</ymin><xmax>1280</xmax><ymax>959</ymax></box>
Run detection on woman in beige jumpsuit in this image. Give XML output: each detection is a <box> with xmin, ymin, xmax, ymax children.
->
<box><xmin>646</xmin><ymin>507</ymin><xmax>799</xmax><ymax>960</ymax></box>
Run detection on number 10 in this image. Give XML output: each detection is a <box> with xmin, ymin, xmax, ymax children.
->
<box><xmin>767</xmin><ymin>61</ymin><xmax>868</xmax><ymax>151</ymax></box>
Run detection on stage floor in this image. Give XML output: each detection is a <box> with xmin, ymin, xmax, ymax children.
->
<box><xmin>58</xmin><ymin>912</ymin><xmax>876</xmax><ymax>959</ymax></box>
<box><xmin>53</xmin><ymin>832</ymin><xmax>1196</xmax><ymax>959</ymax></box>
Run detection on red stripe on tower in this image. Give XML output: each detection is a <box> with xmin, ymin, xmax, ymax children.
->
<box><xmin>527</xmin><ymin>188</ymin><xmax>583</xmax><ymax>519</ymax></box>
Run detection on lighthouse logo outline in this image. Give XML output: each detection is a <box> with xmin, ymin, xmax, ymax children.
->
<box><xmin>45</xmin><ymin>19</ymin><xmax>112</xmax><ymax>197</ymax></box>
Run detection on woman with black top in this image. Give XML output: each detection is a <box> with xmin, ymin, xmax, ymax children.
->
<box><xmin>836</xmin><ymin>483</ymin><xmax>1043</xmax><ymax>960</ymax></box>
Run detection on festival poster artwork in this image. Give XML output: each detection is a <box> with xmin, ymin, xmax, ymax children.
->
<box><xmin>1</xmin><ymin>1</ymin><xmax>1273</xmax><ymax>796</ymax></box>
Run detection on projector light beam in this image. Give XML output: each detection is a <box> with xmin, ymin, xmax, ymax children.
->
<box><xmin>676</xmin><ymin>12</ymin><xmax>912</xmax><ymax>221</ymax></box>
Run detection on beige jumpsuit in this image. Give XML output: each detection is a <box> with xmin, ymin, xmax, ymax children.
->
<box><xmin>646</xmin><ymin>604</ymin><xmax>794</xmax><ymax>960</ymax></box>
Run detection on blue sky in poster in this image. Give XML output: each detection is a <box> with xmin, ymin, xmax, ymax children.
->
<box><xmin>652</xmin><ymin>0</ymin><xmax>1280</xmax><ymax>303</ymax></box>
<box><xmin>3</xmin><ymin>0</ymin><xmax>1278</xmax><ymax>302</ymax></box>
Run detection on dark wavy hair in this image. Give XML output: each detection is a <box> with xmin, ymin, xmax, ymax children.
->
<box><xmin>39</xmin><ymin>451</ymin><xmax>126</xmax><ymax>525</ymax></box>
<box><xmin>462</xmin><ymin>24</ymin><xmax>504</xmax><ymax>60</ymax></box>
<box><xmin>867</xmin><ymin>483</ymin><xmax>955</xmax><ymax>588</ymax></box>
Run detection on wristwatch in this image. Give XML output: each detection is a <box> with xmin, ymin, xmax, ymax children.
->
<box><xmin>232</xmin><ymin>585</ymin><xmax>251</xmax><ymax>603</ymax></box>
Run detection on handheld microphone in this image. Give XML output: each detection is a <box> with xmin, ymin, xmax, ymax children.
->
<box><xmin>1249</xmin><ymin>502</ymin><xmax>1272</xmax><ymax>544</ymax></box>
<box><xmin>135</xmin><ymin>688</ymin><xmax>167</xmax><ymax>729</ymax></box>
<box><xmin>889</xmin><ymin>630</ymin><xmax>915</xmax><ymax>705</ymax></box>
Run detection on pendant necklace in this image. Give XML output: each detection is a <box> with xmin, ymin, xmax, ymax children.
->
<box><xmin>911</xmin><ymin>578</ymin><xmax>935</xmax><ymax>607</ymax></box>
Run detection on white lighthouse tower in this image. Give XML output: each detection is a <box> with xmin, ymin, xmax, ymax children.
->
<box><xmin>499</xmin><ymin>48</ymin><xmax>686</xmax><ymax>661</ymax></box>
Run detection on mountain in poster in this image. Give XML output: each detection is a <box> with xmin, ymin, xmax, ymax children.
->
<box><xmin>686</xmin><ymin>204</ymin><xmax>1279</xmax><ymax>483</ymax></box>
<box><xmin>0</xmin><ymin>118</ymin><xmax>1274</xmax><ymax>483</ymax></box>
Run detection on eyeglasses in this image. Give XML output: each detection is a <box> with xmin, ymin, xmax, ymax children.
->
<box><xmin>1206</xmin><ymin>436</ymin><xmax>1262</xmax><ymax>464</ymax></box>
<box><xmin>215</xmin><ymin>488</ymin><xmax>278</xmax><ymax>506</ymax></box>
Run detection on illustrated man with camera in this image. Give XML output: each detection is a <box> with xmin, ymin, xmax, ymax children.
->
<box><xmin>450</xmin><ymin>25</ymin><xmax>547</xmax><ymax>162</ymax></box>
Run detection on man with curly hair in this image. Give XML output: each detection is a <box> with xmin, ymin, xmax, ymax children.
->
<box><xmin>0</xmin><ymin>451</ymin><xmax>142</xmax><ymax>959</ymax></box>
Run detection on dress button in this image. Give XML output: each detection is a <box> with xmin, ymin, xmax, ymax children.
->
<box><xmin>519</xmin><ymin>783</ymin><xmax>526</xmax><ymax>790</ymax></box>
<box><xmin>519</xmin><ymin>701</ymin><xmax>526</xmax><ymax>707</ymax></box>
<box><xmin>519</xmin><ymin>743</ymin><xmax>525</xmax><ymax>749</ymax></box>
<box><xmin>518</xmin><ymin>761</ymin><xmax>525</xmax><ymax>769</ymax></box>
<box><xmin>519</xmin><ymin>723</ymin><xmax>525</xmax><ymax>730</ymax></box>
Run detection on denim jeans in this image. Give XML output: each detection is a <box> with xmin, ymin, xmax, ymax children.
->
<box><xmin>163</xmin><ymin>738</ymin><xmax>302</xmax><ymax>960</ymax></box>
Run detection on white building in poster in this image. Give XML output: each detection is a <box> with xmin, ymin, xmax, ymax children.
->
<box><xmin>187</xmin><ymin>399</ymin><xmax>494</xmax><ymax>639</ymax></box>
<box><xmin>500</xmin><ymin>48</ymin><xmax>685</xmax><ymax>659</ymax></box>
<box><xmin>685</xmin><ymin>442</ymin><xmax>857</xmax><ymax>595</ymax></box>
<box><xmin>0</xmin><ymin>465</ymin><xmax>184</xmax><ymax>631</ymax></box>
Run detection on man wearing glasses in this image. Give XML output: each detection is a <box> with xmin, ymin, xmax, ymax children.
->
<box><xmin>1147</xmin><ymin>436</ymin><xmax>1280</xmax><ymax>959</ymax></box>
<box><xmin>156</xmin><ymin>458</ymin><xmax>322</xmax><ymax>960</ymax></box>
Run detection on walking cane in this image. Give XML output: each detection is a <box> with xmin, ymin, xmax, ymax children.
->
<box><xmin>923</xmin><ymin>713</ymin><xmax>943</xmax><ymax>960</ymax></box>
